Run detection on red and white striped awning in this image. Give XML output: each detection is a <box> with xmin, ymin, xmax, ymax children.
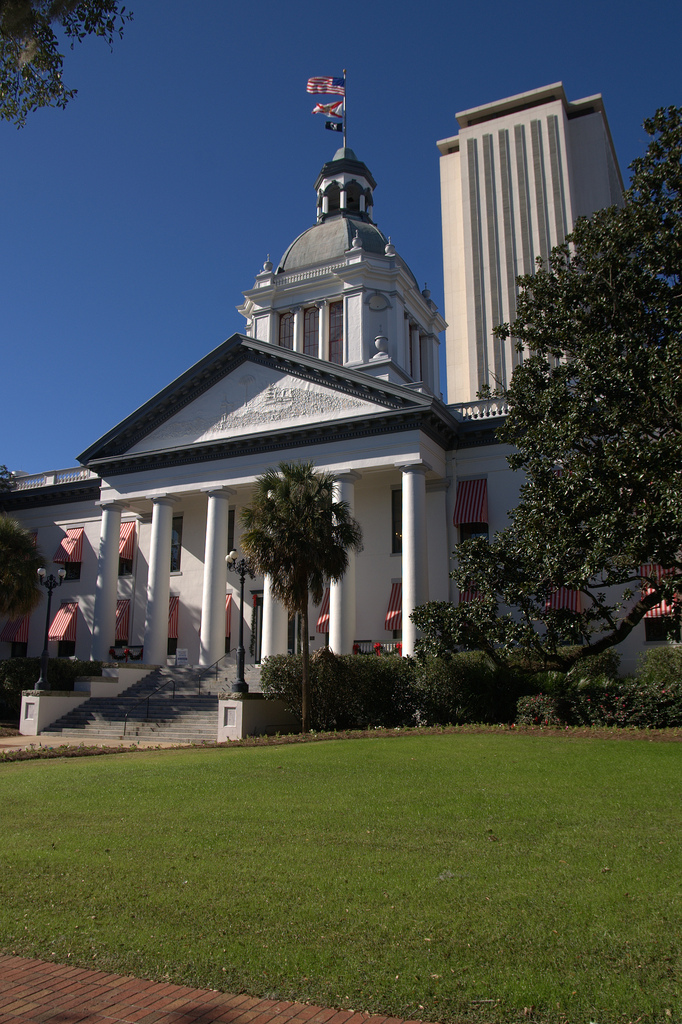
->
<box><xmin>639</xmin><ymin>564</ymin><xmax>678</xmax><ymax>618</ymax></box>
<box><xmin>458</xmin><ymin>587</ymin><xmax>482</xmax><ymax>604</ymax></box>
<box><xmin>53</xmin><ymin>527</ymin><xmax>84</xmax><ymax>563</ymax></box>
<box><xmin>119</xmin><ymin>522</ymin><xmax>136</xmax><ymax>560</ymax></box>
<box><xmin>48</xmin><ymin>601</ymin><xmax>78</xmax><ymax>641</ymax></box>
<box><xmin>385</xmin><ymin>582</ymin><xmax>402</xmax><ymax>630</ymax></box>
<box><xmin>453</xmin><ymin>479</ymin><xmax>488</xmax><ymax>526</ymax></box>
<box><xmin>316</xmin><ymin>589</ymin><xmax>330</xmax><ymax>633</ymax></box>
<box><xmin>0</xmin><ymin>615</ymin><xmax>30</xmax><ymax>643</ymax></box>
<box><xmin>546</xmin><ymin>587</ymin><xmax>582</xmax><ymax>613</ymax></box>
<box><xmin>226</xmin><ymin>593</ymin><xmax>233</xmax><ymax>635</ymax></box>
<box><xmin>115</xmin><ymin>599</ymin><xmax>130</xmax><ymax>641</ymax></box>
<box><xmin>168</xmin><ymin>596</ymin><xmax>179</xmax><ymax>639</ymax></box>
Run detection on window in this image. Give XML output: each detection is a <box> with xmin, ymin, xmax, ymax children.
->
<box><xmin>304</xmin><ymin>307</ymin><xmax>319</xmax><ymax>357</ymax></box>
<box><xmin>11</xmin><ymin>642</ymin><xmax>27</xmax><ymax>658</ymax></box>
<box><xmin>459</xmin><ymin>523</ymin><xmax>489</xmax><ymax>543</ymax></box>
<box><xmin>167</xmin><ymin>637</ymin><xmax>178</xmax><ymax>656</ymax></box>
<box><xmin>391</xmin><ymin>489</ymin><xmax>402</xmax><ymax>554</ymax></box>
<box><xmin>171</xmin><ymin>517</ymin><xmax>183</xmax><ymax>572</ymax></box>
<box><xmin>645</xmin><ymin>618</ymin><xmax>680</xmax><ymax>642</ymax></box>
<box><xmin>119</xmin><ymin>521</ymin><xmax>135</xmax><ymax>576</ymax></box>
<box><xmin>58</xmin><ymin>640</ymin><xmax>76</xmax><ymax>658</ymax></box>
<box><xmin>227</xmin><ymin>508</ymin><xmax>235</xmax><ymax>554</ymax></box>
<box><xmin>329</xmin><ymin>301</ymin><xmax>343</xmax><ymax>364</ymax></box>
<box><xmin>53</xmin><ymin>527</ymin><xmax>84</xmax><ymax>581</ymax></box>
<box><xmin>279</xmin><ymin>312</ymin><xmax>294</xmax><ymax>349</ymax></box>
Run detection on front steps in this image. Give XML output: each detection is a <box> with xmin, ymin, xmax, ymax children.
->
<box><xmin>39</xmin><ymin>664</ymin><xmax>262</xmax><ymax>744</ymax></box>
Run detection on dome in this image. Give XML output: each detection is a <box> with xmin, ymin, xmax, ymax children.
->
<box><xmin>277</xmin><ymin>215</ymin><xmax>388</xmax><ymax>272</ymax></box>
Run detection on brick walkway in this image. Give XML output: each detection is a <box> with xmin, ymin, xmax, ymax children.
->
<box><xmin>0</xmin><ymin>956</ymin><xmax>421</xmax><ymax>1024</ymax></box>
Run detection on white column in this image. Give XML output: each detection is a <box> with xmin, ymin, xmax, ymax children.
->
<box><xmin>261</xmin><ymin>574</ymin><xmax>289</xmax><ymax>658</ymax></box>
<box><xmin>329</xmin><ymin>471</ymin><xmax>360</xmax><ymax>654</ymax></box>
<box><xmin>199</xmin><ymin>489</ymin><xmax>232</xmax><ymax>666</ymax></box>
<box><xmin>400</xmin><ymin>463</ymin><xmax>430</xmax><ymax>657</ymax></box>
<box><xmin>91</xmin><ymin>502</ymin><xmax>125</xmax><ymax>662</ymax></box>
<box><xmin>292</xmin><ymin>306</ymin><xmax>304</xmax><ymax>354</ymax></box>
<box><xmin>142</xmin><ymin>496</ymin><xmax>177</xmax><ymax>665</ymax></box>
<box><xmin>317</xmin><ymin>300</ymin><xmax>328</xmax><ymax>361</ymax></box>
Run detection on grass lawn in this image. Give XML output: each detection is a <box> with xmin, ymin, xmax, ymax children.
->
<box><xmin>0</xmin><ymin>732</ymin><xmax>680</xmax><ymax>1024</ymax></box>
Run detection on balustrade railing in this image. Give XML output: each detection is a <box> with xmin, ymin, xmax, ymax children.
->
<box><xmin>450</xmin><ymin>398</ymin><xmax>509</xmax><ymax>421</ymax></box>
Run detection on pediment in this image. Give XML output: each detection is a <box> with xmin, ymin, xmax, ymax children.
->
<box><xmin>78</xmin><ymin>335</ymin><xmax>428</xmax><ymax>468</ymax></box>
<box><xmin>128</xmin><ymin>362</ymin><xmax>388</xmax><ymax>455</ymax></box>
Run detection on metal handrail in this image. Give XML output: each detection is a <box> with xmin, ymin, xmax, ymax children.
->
<box><xmin>192</xmin><ymin>651</ymin><xmax>234</xmax><ymax>688</ymax></box>
<box><xmin>121</xmin><ymin>653</ymin><xmax>234</xmax><ymax>737</ymax></box>
<box><xmin>123</xmin><ymin>677</ymin><xmax>176</xmax><ymax>736</ymax></box>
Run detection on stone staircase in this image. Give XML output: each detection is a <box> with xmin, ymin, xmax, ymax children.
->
<box><xmin>40</xmin><ymin>663</ymin><xmax>262</xmax><ymax>744</ymax></box>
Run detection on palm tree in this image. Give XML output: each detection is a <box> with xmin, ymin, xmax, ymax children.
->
<box><xmin>241</xmin><ymin>461</ymin><xmax>362</xmax><ymax>732</ymax></box>
<box><xmin>0</xmin><ymin>516</ymin><xmax>44</xmax><ymax>618</ymax></box>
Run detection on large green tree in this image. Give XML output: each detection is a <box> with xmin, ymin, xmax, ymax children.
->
<box><xmin>241</xmin><ymin>461</ymin><xmax>362</xmax><ymax>732</ymax></box>
<box><xmin>0</xmin><ymin>516</ymin><xmax>44</xmax><ymax>618</ymax></box>
<box><xmin>0</xmin><ymin>0</ymin><xmax>132</xmax><ymax>126</ymax></box>
<box><xmin>416</xmin><ymin>106</ymin><xmax>682</xmax><ymax>670</ymax></box>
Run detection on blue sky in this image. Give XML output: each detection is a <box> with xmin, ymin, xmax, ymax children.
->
<box><xmin>2</xmin><ymin>0</ymin><xmax>680</xmax><ymax>474</ymax></box>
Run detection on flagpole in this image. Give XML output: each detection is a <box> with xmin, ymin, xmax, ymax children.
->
<box><xmin>343</xmin><ymin>68</ymin><xmax>347</xmax><ymax>148</ymax></box>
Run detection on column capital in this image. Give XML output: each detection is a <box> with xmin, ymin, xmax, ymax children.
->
<box><xmin>146</xmin><ymin>494</ymin><xmax>180</xmax><ymax>507</ymax></box>
<box><xmin>96</xmin><ymin>500</ymin><xmax>128</xmax><ymax>512</ymax></box>
<box><xmin>333</xmin><ymin>470</ymin><xmax>361</xmax><ymax>484</ymax></box>
<box><xmin>201</xmin><ymin>487</ymin><xmax>236</xmax><ymax>499</ymax></box>
<box><xmin>316</xmin><ymin>298</ymin><xmax>328</xmax><ymax>309</ymax></box>
<box><xmin>395</xmin><ymin>460</ymin><xmax>431</xmax><ymax>475</ymax></box>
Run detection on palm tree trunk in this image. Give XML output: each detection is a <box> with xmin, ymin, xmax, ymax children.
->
<box><xmin>301</xmin><ymin>595</ymin><xmax>311</xmax><ymax>733</ymax></box>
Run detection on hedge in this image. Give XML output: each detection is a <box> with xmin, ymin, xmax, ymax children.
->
<box><xmin>0</xmin><ymin>659</ymin><xmax>103</xmax><ymax>720</ymax></box>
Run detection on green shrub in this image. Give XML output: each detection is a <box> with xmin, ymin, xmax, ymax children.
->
<box><xmin>412</xmin><ymin>653</ymin><xmax>527</xmax><ymax>725</ymax></box>
<box><xmin>515</xmin><ymin>693</ymin><xmax>563</xmax><ymax>726</ymax></box>
<box><xmin>0</xmin><ymin>659</ymin><xmax>102</xmax><ymax>720</ymax></box>
<box><xmin>635</xmin><ymin>645</ymin><xmax>682</xmax><ymax>691</ymax></box>
<box><xmin>567</xmin><ymin>675</ymin><xmax>682</xmax><ymax>728</ymax></box>
<box><xmin>260</xmin><ymin>650</ymin><xmax>416</xmax><ymax>731</ymax></box>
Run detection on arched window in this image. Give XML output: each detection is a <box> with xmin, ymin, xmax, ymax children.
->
<box><xmin>329</xmin><ymin>301</ymin><xmax>343</xmax><ymax>364</ymax></box>
<box><xmin>346</xmin><ymin>181</ymin><xmax>362</xmax><ymax>212</ymax></box>
<box><xmin>279</xmin><ymin>312</ymin><xmax>294</xmax><ymax>349</ymax></box>
<box><xmin>324</xmin><ymin>182</ymin><xmax>341</xmax><ymax>213</ymax></box>
<box><xmin>304</xmin><ymin>307</ymin><xmax>319</xmax><ymax>357</ymax></box>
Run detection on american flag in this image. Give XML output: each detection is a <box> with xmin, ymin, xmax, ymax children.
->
<box><xmin>306</xmin><ymin>76</ymin><xmax>345</xmax><ymax>96</ymax></box>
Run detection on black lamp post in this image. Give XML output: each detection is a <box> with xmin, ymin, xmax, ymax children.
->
<box><xmin>226</xmin><ymin>550</ymin><xmax>255</xmax><ymax>693</ymax></box>
<box><xmin>36</xmin><ymin>566</ymin><xmax>66</xmax><ymax>690</ymax></box>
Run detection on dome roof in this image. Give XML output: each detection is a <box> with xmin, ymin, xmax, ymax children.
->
<box><xmin>277</xmin><ymin>215</ymin><xmax>388</xmax><ymax>272</ymax></box>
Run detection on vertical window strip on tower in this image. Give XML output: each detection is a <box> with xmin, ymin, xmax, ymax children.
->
<box><xmin>467</xmin><ymin>137</ymin><xmax>488</xmax><ymax>391</ymax></box>
<box><xmin>530</xmin><ymin>119</ymin><xmax>550</xmax><ymax>263</ymax></box>
<box><xmin>514</xmin><ymin>124</ymin><xmax>534</xmax><ymax>276</ymax></box>
<box><xmin>498</xmin><ymin>128</ymin><xmax>520</xmax><ymax>369</ymax></box>
<box><xmin>482</xmin><ymin>133</ymin><xmax>505</xmax><ymax>388</ymax></box>
<box><xmin>546</xmin><ymin>114</ymin><xmax>568</xmax><ymax>244</ymax></box>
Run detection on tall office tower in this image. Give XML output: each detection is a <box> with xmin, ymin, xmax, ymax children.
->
<box><xmin>438</xmin><ymin>83</ymin><xmax>623</xmax><ymax>404</ymax></box>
